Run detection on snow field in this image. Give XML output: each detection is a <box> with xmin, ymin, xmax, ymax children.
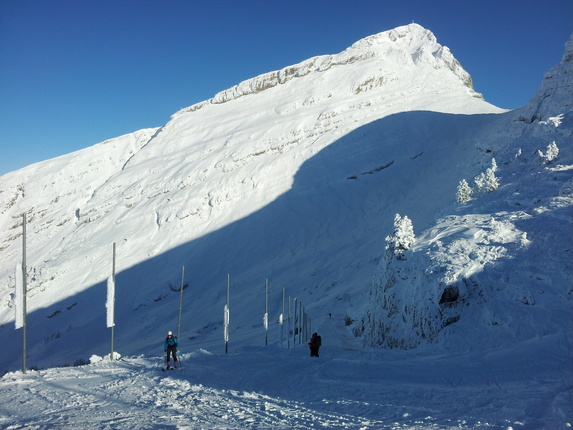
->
<box><xmin>1</xmin><ymin>329</ymin><xmax>569</xmax><ymax>429</ymax></box>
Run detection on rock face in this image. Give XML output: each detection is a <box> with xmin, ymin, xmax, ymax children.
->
<box><xmin>520</xmin><ymin>33</ymin><xmax>573</xmax><ymax>123</ymax></box>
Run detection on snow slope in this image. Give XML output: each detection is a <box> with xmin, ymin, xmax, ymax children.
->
<box><xmin>0</xmin><ymin>24</ymin><xmax>571</xmax><ymax>429</ymax></box>
<box><xmin>0</xmin><ymin>337</ymin><xmax>569</xmax><ymax>429</ymax></box>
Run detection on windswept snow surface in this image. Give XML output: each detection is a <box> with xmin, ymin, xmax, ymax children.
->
<box><xmin>0</xmin><ymin>332</ymin><xmax>569</xmax><ymax>430</ymax></box>
<box><xmin>0</xmin><ymin>24</ymin><xmax>572</xmax><ymax>429</ymax></box>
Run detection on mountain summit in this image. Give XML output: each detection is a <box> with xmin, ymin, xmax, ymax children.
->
<box><xmin>179</xmin><ymin>23</ymin><xmax>481</xmax><ymax>111</ymax></box>
<box><xmin>1</xmin><ymin>25</ymin><xmax>570</xmax><ymax>373</ymax></box>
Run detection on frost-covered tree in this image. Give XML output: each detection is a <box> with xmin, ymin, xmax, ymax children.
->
<box><xmin>365</xmin><ymin>223</ymin><xmax>441</xmax><ymax>349</ymax></box>
<box><xmin>474</xmin><ymin>159</ymin><xmax>499</xmax><ymax>193</ymax></box>
<box><xmin>546</xmin><ymin>141</ymin><xmax>559</xmax><ymax>163</ymax></box>
<box><xmin>537</xmin><ymin>141</ymin><xmax>559</xmax><ymax>164</ymax></box>
<box><xmin>484</xmin><ymin>167</ymin><xmax>499</xmax><ymax>191</ymax></box>
<box><xmin>386</xmin><ymin>214</ymin><xmax>415</xmax><ymax>257</ymax></box>
<box><xmin>456</xmin><ymin>179</ymin><xmax>472</xmax><ymax>203</ymax></box>
<box><xmin>474</xmin><ymin>172</ymin><xmax>486</xmax><ymax>192</ymax></box>
<box><xmin>515</xmin><ymin>148</ymin><xmax>522</xmax><ymax>159</ymax></box>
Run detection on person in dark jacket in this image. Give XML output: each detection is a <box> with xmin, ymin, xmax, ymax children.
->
<box><xmin>164</xmin><ymin>331</ymin><xmax>179</xmax><ymax>369</ymax></box>
<box><xmin>309</xmin><ymin>332</ymin><xmax>321</xmax><ymax>357</ymax></box>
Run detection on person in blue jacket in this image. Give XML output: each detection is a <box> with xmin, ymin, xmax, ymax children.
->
<box><xmin>164</xmin><ymin>331</ymin><xmax>179</xmax><ymax>369</ymax></box>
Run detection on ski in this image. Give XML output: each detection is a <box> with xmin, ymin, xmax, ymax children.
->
<box><xmin>161</xmin><ymin>366</ymin><xmax>179</xmax><ymax>371</ymax></box>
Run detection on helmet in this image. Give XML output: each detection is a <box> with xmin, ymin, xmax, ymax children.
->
<box><xmin>167</xmin><ymin>331</ymin><xmax>173</xmax><ymax>336</ymax></box>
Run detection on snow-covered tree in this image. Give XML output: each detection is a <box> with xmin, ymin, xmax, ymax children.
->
<box><xmin>537</xmin><ymin>141</ymin><xmax>559</xmax><ymax>164</ymax></box>
<box><xmin>474</xmin><ymin>172</ymin><xmax>486</xmax><ymax>192</ymax></box>
<box><xmin>546</xmin><ymin>141</ymin><xmax>559</xmax><ymax>163</ymax></box>
<box><xmin>484</xmin><ymin>167</ymin><xmax>499</xmax><ymax>191</ymax></box>
<box><xmin>515</xmin><ymin>148</ymin><xmax>522</xmax><ymax>159</ymax></box>
<box><xmin>456</xmin><ymin>179</ymin><xmax>472</xmax><ymax>203</ymax></box>
<box><xmin>365</xmin><ymin>222</ymin><xmax>441</xmax><ymax>349</ymax></box>
<box><xmin>474</xmin><ymin>159</ymin><xmax>499</xmax><ymax>193</ymax></box>
<box><xmin>386</xmin><ymin>214</ymin><xmax>415</xmax><ymax>257</ymax></box>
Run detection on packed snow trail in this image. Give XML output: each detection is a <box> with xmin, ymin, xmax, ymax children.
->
<box><xmin>1</xmin><ymin>333</ymin><xmax>570</xmax><ymax>429</ymax></box>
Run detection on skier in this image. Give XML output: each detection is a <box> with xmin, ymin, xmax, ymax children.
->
<box><xmin>164</xmin><ymin>331</ymin><xmax>179</xmax><ymax>369</ymax></box>
<box><xmin>309</xmin><ymin>332</ymin><xmax>321</xmax><ymax>357</ymax></box>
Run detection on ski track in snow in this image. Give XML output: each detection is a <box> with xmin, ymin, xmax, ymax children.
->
<box><xmin>1</xmin><ymin>331</ymin><xmax>571</xmax><ymax>430</ymax></box>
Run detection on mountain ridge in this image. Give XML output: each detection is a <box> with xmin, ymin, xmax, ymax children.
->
<box><xmin>174</xmin><ymin>23</ymin><xmax>483</xmax><ymax>115</ymax></box>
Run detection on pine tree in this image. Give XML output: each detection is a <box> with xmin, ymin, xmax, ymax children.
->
<box><xmin>386</xmin><ymin>214</ymin><xmax>415</xmax><ymax>257</ymax></box>
<box><xmin>484</xmin><ymin>168</ymin><xmax>499</xmax><ymax>192</ymax></box>
<box><xmin>456</xmin><ymin>179</ymin><xmax>472</xmax><ymax>203</ymax></box>
<box><xmin>474</xmin><ymin>159</ymin><xmax>499</xmax><ymax>193</ymax></box>
<box><xmin>474</xmin><ymin>172</ymin><xmax>486</xmax><ymax>192</ymax></box>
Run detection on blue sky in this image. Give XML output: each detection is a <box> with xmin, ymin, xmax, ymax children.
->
<box><xmin>1</xmin><ymin>1</ymin><xmax>572</xmax><ymax>176</ymax></box>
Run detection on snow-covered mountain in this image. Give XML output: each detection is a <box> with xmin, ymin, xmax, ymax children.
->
<box><xmin>362</xmin><ymin>34</ymin><xmax>573</xmax><ymax>350</ymax></box>
<box><xmin>0</xmin><ymin>22</ymin><xmax>571</xmax><ymax>382</ymax></box>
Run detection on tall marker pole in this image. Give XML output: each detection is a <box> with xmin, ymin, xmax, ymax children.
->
<box><xmin>22</xmin><ymin>214</ymin><xmax>27</xmax><ymax>374</ymax></box>
<box><xmin>299</xmin><ymin>302</ymin><xmax>303</xmax><ymax>345</ymax></box>
<box><xmin>287</xmin><ymin>296</ymin><xmax>291</xmax><ymax>349</ymax></box>
<box><xmin>177</xmin><ymin>266</ymin><xmax>185</xmax><ymax>341</ymax></box>
<box><xmin>293</xmin><ymin>298</ymin><xmax>298</xmax><ymax>348</ymax></box>
<box><xmin>303</xmin><ymin>306</ymin><xmax>307</xmax><ymax>343</ymax></box>
<box><xmin>264</xmin><ymin>279</ymin><xmax>269</xmax><ymax>346</ymax></box>
<box><xmin>224</xmin><ymin>273</ymin><xmax>230</xmax><ymax>354</ymax></box>
<box><xmin>107</xmin><ymin>242</ymin><xmax>116</xmax><ymax>360</ymax></box>
<box><xmin>280</xmin><ymin>288</ymin><xmax>285</xmax><ymax>348</ymax></box>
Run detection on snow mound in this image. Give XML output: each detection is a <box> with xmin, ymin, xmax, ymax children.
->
<box><xmin>89</xmin><ymin>352</ymin><xmax>121</xmax><ymax>363</ymax></box>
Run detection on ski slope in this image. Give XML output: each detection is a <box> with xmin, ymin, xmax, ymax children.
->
<box><xmin>1</xmin><ymin>323</ymin><xmax>569</xmax><ymax>429</ymax></box>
